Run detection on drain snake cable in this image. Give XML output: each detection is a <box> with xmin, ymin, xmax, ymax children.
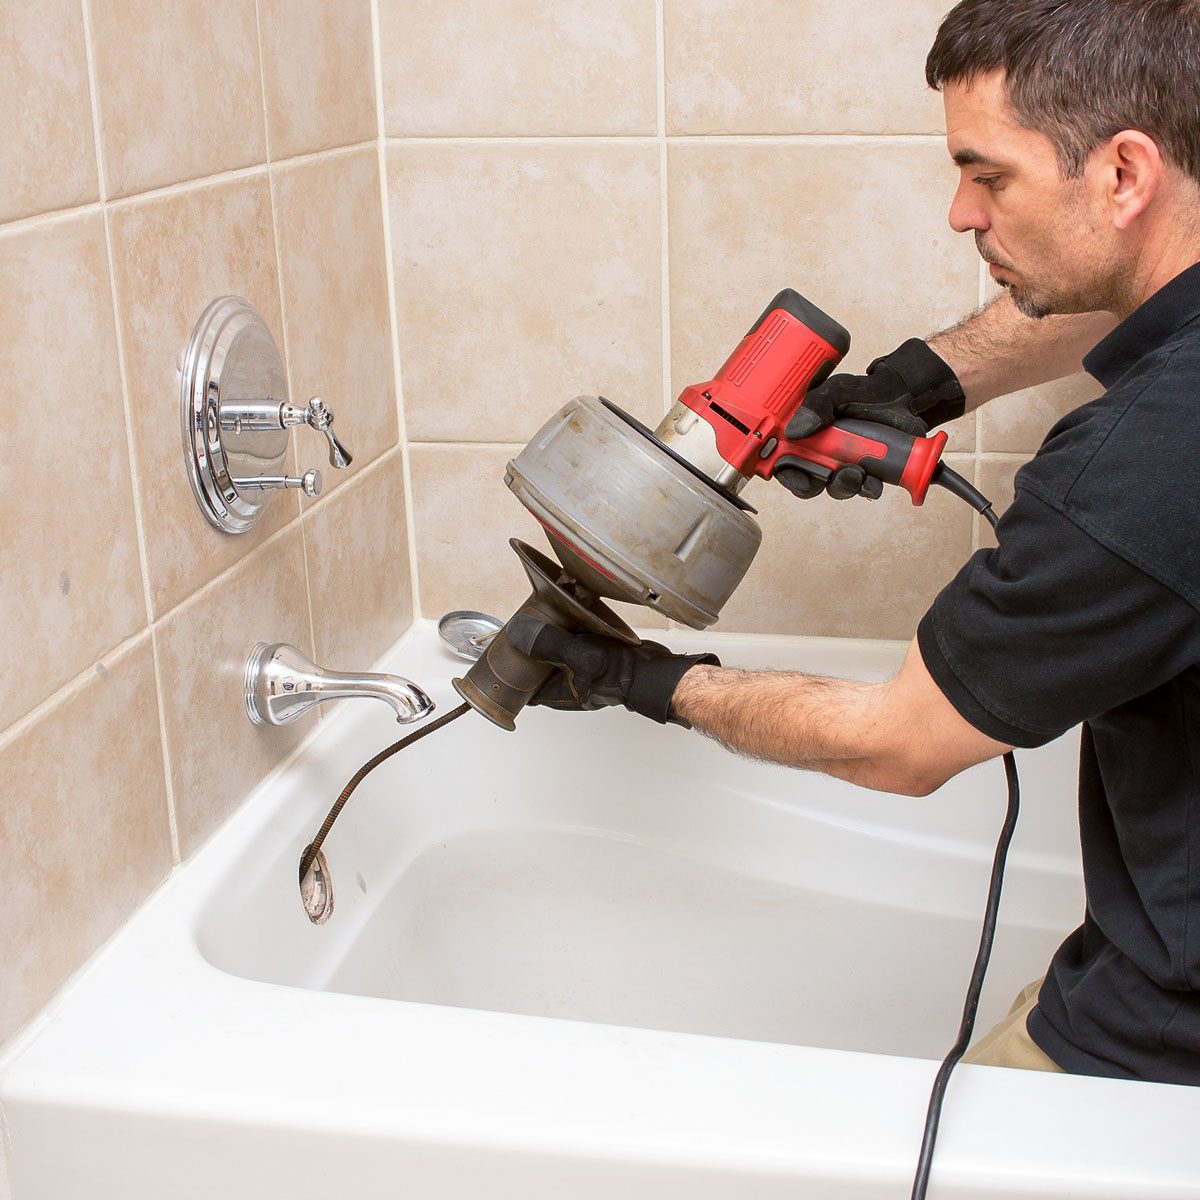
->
<box><xmin>299</xmin><ymin>464</ymin><xmax>1018</xmax><ymax>1200</ymax></box>
<box><xmin>298</xmin><ymin>701</ymin><xmax>471</xmax><ymax>884</ymax></box>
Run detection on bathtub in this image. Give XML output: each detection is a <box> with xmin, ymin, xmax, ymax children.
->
<box><xmin>1</xmin><ymin>622</ymin><xmax>1197</xmax><ymax>1199</ymax></box>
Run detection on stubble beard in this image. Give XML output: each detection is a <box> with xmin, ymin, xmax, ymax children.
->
<box><xmin>1005</xmin><ymin>281</ymin><xmax>1055</xmax><ymax>320</ymax></box>
<box><xmin>1024</xmin><ymin>194</ymin><xmax>1137</xmax><ymax>318</ymax></box>
<box><xmin>1004</xmin><ymin>266</ymin><xmax>1126</xmax><ymax>320</ymax></box>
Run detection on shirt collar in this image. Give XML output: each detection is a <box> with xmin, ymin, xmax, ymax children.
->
<box><xmin>1084</xmin><ymin>260</ymin><xmax>1200</xmax><ymax>387</ymax></box>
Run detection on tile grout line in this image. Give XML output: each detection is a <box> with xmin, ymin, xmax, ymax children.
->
<box><xmin>658</xmin><ymin>0</ymin><xmax>683</xmax><ymax>635</ymax></box>
<box><xmin>80</xmin><ymin>0</ymin><xmax>181</xmax><ymax>864</ymax></box>
<box><xmin>371</xmin><ymin>0</ymin><xmax>424</xmax><ymax>622</ymax></box>
<box><xmin>99</xmin><ymin>142</ymin><xmax>379</xmax><ymax>211</ymax></box>
<box><xmin>0</xmin><ymin>133</ymin><xmax>950</xmax><ymax>237</ymax></box>
<box><xmin>407</xmin><ymin>440</ymin><xmax>528</xmax><ymax>451</ymax></box>
<box><xmin>102</xmin><ymin>163</ymin><xmax>271</xmax><ymax>209</ymax></box>
<box><xmin>0</xmin><ymin>199</ymin><xmax>105</xmax><ymax>238</ymax></box>
<box><xmin>0</xmin><ymin>142</ymin><xmax>381</xmax><ymax>239</ymax></box>
<box><xmin>252</xmin><ymin>0</ymin><xmax>274</xmax><ymax>168</ymax></box>
<box><xmin>2</xmin><ymin>131</ymin><xmax>945</xmax><ymax>236</ymax></box>
<box><xmin>253</xmin><ymin>0</ymin><xmax>319</xmax><ymax>667</ymax></box>
<box><xmin>381</xmin><ymin>132</ymin><xmax>948</xmax><ymax>145</ymax></box>
<box><xmin>656</xmin><ymin>0</ymin><xmax>670</xmax><ymax>421</ymax></box>
<box><xmin>0</xmin><ymin>630</ymin><xmax>154</xmax><ymax>756</ymax></box>
<box><xmin>0</xmin><ymin>1101</ymin><xmax>12</xmax><ymax>1200</ymax></box>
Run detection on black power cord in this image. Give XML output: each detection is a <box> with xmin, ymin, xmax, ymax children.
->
<box><xmin>911</xmin><ymin>751</ymin><xmax>1020</xmax><ymax>1199</ymax></box>
<box><xmin>911</xmin><ymin>479</ymin><xmax>1017</xmax><ymax>1200</ymax></box>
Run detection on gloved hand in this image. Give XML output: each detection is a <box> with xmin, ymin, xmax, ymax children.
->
<box><xmin>507</xmin><ymin>614</ymin><xmax>719</xmax><ymax>727</ymax></box>
<box><xmin>776</xmin><ymin>338</ymin><xmax>965</xmax><ymax>501</ymax></box>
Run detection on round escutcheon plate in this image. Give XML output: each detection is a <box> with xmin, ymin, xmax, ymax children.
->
<box><xmin>180</xmin><ymin>296</ymin><xmax>290</xmax><ymax>534</ymax></box>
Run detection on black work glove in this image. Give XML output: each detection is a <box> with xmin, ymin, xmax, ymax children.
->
<box><xmin>507</xmin><ymin>614</ymin><xmax>720</xmax><ymax>727</ymax></box>
<box><xmin>776</xmin><ymin>338</ymin><xmax>965</xmax><ymax>501</ymax></box>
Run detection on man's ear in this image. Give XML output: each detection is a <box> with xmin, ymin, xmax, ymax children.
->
<box><xmin>1092</xmin><ymin>130</ymin><xmax>1163</xmax><ymax>230</ymax></box>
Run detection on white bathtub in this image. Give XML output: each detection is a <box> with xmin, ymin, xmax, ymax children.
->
<box><xmin>2</xmin><ymin>623</ymin><xmax>1197</xmax><ymax>1199</ymax></box>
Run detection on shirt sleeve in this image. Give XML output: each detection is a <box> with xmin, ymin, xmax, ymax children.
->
<box><xmin>917</xmin><ymin>488</ymin><xmax>1200</xmax><ymax>748</ymax></box>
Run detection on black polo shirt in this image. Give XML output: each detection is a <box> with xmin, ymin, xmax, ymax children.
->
<box><xmin>917</xmin><ymin>262</ymin><xmax>1200</xmax><ymax>1084</ymax></box>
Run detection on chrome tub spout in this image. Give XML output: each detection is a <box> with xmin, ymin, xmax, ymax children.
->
<box><xmin>244</xmin><ymin>642</ymin><xmax>435</xmax><ymax>726</ymax></box>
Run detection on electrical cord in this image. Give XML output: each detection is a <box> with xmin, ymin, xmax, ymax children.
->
<box><xmin>911</xmin><ymin>750</ymin><xmax>1020</xmax><ymax>1199</ymax></box>
<box><xmin>932</xmin><ymin>460</ymin><xmax>996</xmax><ymax>527</ymax></box>
<box><xmin>910</xmin><ymin>493</ymin><xmax>1018</xmax><ymax>1200</ymax></box>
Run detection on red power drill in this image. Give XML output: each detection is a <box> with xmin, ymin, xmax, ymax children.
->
<box><xmin>663</xmin><ymin>289</ymin><xmax>949</xmax><ymax>504</ymax></box>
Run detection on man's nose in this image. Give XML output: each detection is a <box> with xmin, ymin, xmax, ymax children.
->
<box><xmin>949</xmin><ymin>182</ymin><xmax>989</xmax><ymax>234</ymax></box>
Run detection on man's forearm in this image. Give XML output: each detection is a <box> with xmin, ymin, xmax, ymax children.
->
<box><xmin>929</xmin><ymin>292</ymin><xmax>1116</xmax><ymax>409</ymax></box>
<box><xmin>671</xmin><ymin>663</ymin><xmax>929</xmax><ymax>796</ymax></box>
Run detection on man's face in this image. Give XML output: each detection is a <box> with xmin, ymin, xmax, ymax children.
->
<box><xmin>942</xmin><ymin>72</ymin><xmax>1117</xmax><ymax>318</ymax></box>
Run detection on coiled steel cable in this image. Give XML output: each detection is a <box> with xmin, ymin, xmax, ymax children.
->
<box><xmin>298</xmin><ymin>702</ymin><xmax>471</xmax><ymax>883</ymax></box>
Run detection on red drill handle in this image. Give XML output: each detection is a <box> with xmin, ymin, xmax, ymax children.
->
<box><xmin>676</xmin><ymin>289</ymin><xmax>947</xmax><ymax>505</ymax></box>
<box><xmin>772</xmin><ymin>420</ymin><xmax>949</xmax><ymax>505</ymax></box>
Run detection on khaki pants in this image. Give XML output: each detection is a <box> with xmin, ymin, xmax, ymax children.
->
<box><xmin>961</xmin><ymin>977</ymin><xmax>1064</xmax><ymax>1073</ymax></box>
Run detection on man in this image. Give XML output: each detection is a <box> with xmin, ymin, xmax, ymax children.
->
<box><xmin>512</xmin><ymin>0</ymin><xmax>1200</xmax><ymax>1084</ymax></box>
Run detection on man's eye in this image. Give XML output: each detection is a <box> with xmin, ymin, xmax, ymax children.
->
<box><xmin>974</xmin><ymin>175</ymin><xmax>1000</xmax><ymax>189</ymax></box>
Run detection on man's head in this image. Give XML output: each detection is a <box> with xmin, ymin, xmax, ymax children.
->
<box><xmin>926</xmin><ymin>0</ymin><xmax>1200</xmax><ymax>318</ymax></box>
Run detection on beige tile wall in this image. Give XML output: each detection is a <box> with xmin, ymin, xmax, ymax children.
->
<box><xmin>0</xmin><ymin>0</ymin><xmax>409</xmax><ymax>1049</ymax></box>
<box><xmin>388</xmin><ymin>1</ymin><xmax>1098</xmax><ymax>636</ymax></box>
<box><xmin>5</xmin><ymin>0</ymin><xmax>1107</xmax><ymax>1055</ymax></box>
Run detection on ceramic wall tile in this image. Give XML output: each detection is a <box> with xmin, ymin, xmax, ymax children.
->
<box><xmin>409</xmin><ymin>444</ymin><xmax>542</xmax><ymax>621</ymax></box>
<box><xmin>389</xmin><ymin>141</ymin><xmax>662</xmax><ymax>442</ymax></box>
<box><xmin>304</xmin><ymin>449</ymin><xmax>414</xmax><ymax>670</ymax></box>
<box><xmin>378</xmin><ymin>0</ymin><xmax>656</xmax><ymax>136</ymax></box>
<box><xmin>668</xmin><ymin>140</ymin><xmax>979</xmax><ymax>451</ymax></box>
<box><xmin>0</xmin><ymin>0</ymin><xmax>98</xmax><ymax>222</ymax></box>
<box><xmin>258</xmin><ymin>0</ymin><xmax>376</xmax><ymax>160</ymax></box>
<box><xmin>0</xmin><ymin>637</ymin><xmax>171</xmax><ymax>1045</ymax></box>
<box><xmin>273</xmin><ymin>147</ymin><xmax>398</xmax><ymax>504</ymax></box>
<box><xmin>89</xmin><ymin>0</ymin><xmax>265</xmax><ymax>197</ymax></box>
<box><xmin>937</xmin><ymin>410</ymin><xmax>977</xmax><ymax>455</ymax></box>
<box><xmin>717</xmin><ymin>454</ymin><xmax>976</xmax><ymax>639</ymax></box>
<box><xmin>979</xmin><ymin>373</ymin><xmax>1103</xmax><ymax>455</ymax></box>
<box><xmin>665</xmin><ymin>0</ymin><xmax>948</xmax><ymax>135</ymax></box>
<box><xmin>108</xmin><ymin>175</ymin><xmax>297</xmax><ymax>617</ymax></box>
<box><xmin>155</xmin><ymin>527</ymin><xmax>313</xmax><ymax>859</ymax></box>
<box><xmin>0</xmin><ymin>213</ymin><xmax>144</xmax><ymax>729</ymax></box>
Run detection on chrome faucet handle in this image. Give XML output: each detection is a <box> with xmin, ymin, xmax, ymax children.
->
<box><xmin>281</xmin><ymin>396</ymin><xmax>353</xmax><ymax>469</ymax></box>
<box><xmin>232</xmin><ymin>469</ymin><xmax>322</xmax><ymax>496</ymax></box>
<box><xmin>306</xmin><ymin>397</ymin><xmax>353</xmax><ymax>469</ymax></box>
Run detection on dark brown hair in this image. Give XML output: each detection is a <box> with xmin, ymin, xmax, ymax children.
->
<box><xmin>926</xmin><ymin>0</ymin><xmax>1200</xmax><ymax>183</ymax></box>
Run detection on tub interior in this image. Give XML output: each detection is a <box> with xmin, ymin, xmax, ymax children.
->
<box><xmin>322</xmin><ymin>823</ymin><xmax>1073</xmax><ymax>1059</ymax></box>
<box><xmin>198</xmin><ymin>636</ymin><xmax>1085</xmax><ymax>1062</ymax></box>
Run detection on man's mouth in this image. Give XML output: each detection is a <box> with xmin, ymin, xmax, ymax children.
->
<box><xmin>976</xmin><ymin>237</ymin><xmax>1014</xmax><ymax>275</ymax></box>
<box><xmin>983</xmin><ymin>253</ymin><xmax>1016</xmax><ymax>279</ymax></box>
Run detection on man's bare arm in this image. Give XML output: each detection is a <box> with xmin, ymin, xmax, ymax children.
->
<box><xmin>671</xmin><ymin>639</ymin><xmax>1011</xmax><ymax>797</ymax></box>
<box><xmin>930</xmin><ymin>292</ymin><xmax>1117</xmax><ymax>409</ymax></box>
